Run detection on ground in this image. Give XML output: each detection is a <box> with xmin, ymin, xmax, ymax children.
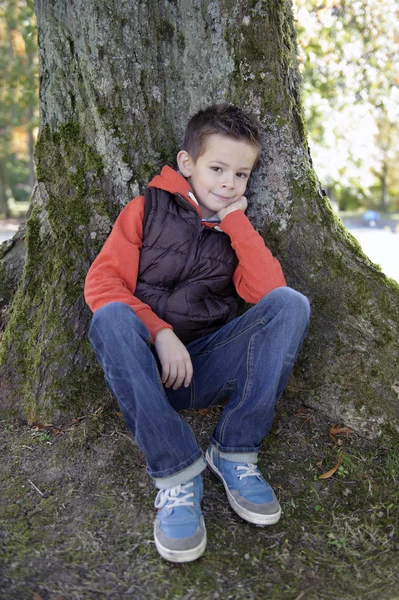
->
<box><xmin>1</xmin><ymin>395</ymin><xmax>398</xmax><ymax>600</ymax></box>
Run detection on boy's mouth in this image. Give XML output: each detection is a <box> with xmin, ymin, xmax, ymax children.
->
<box><xmin>212</xmin><ymin>193</ymin><xmax>233</xmax><ymax>202</ymax></box>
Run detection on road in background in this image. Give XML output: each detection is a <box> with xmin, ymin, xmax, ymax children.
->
<box><xmin>347</xmin><ymin>227</ymin><xmax>399</xmax><ymax>282</ymax></box>
<box><xmin>0</xmin><ymin>221</ymin><xmax>20</xmax><ymax>244</ymax></box>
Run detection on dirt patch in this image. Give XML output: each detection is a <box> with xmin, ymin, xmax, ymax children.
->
<box><xmin>1</xmin><ymin>398</ymin><xmax>398</xmax><ymax>600</ymax></box>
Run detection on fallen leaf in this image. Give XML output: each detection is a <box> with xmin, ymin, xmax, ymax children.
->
<box><xmin>33</xmin><ymin>594</ymin><xmax>43</xmax><ymax>600</ymax></box>
<box><xmin>316</xmin><ymin>460</ymin><xmax>323</xmax><ymax>468</ymax></box>
<box><xmin>319</xmin><ymin>450</ymin><xmax>343</xmax><ymax>480</ymax></box>
<box><xmin>32</xmin><ymin>422</ymin><xmax>53</xmax><ymax>430</ymax></box>
<box><xmin>198</xmin><ymin>408</ymin><xmax>210</xmax><ymax>416</ymax></box>
<box><xmin>329</xmin><ymin>426</ymin><xmax>354</xmax><ymax>436</ymax></box>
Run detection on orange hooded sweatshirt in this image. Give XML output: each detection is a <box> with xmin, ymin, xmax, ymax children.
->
<box><xmin>84</xmin><ymin>167</ymin><xmax>286</xmax><ymax>342</ymax></box>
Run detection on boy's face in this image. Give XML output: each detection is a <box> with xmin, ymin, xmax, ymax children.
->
<box><xmin>177</xmin><ymin>134</ymin><xmax>258</xmax><ymax>219</ymax></box>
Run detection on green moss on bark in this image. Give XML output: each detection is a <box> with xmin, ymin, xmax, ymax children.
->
<box><xmin>0</xmin><ymin>122</ymin><xmax>107</xmax><ymax>423</ymax></box>
<box><xmin>223</xmin><ymin>1</ymin><xmax>306</xmax><ymax>141</ymax></box>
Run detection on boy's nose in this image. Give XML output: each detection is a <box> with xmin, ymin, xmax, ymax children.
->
<box><xmin>221</xmin><ymin>174</ymin><xmax>235</xmax><ymax>189</ymax></box>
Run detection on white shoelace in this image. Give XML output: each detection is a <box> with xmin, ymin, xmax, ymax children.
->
<box><xmin>235</xmin><ymin>463</ymin><xmax>261</xmax><ymax>480</ymax></box>
<box><xmin>154</xmin><ymin>481</ymin><xmax>195</xmax><ymax>510</ymax></box>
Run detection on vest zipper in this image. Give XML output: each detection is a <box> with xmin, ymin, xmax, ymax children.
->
<box><xmin>173</xmin><ymin>194</ymin><xmax>203</xmax><ymax>284</ymax></box>
<box><xmin>154</xmin><ymin>195</ymin><xmax>202</xmax><ymax>318</ymax></box>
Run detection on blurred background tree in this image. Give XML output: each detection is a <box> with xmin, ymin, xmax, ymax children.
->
<box><xmin>0</xmin><ymin>0</ymin><xmax>38</xmax><ymax>217</ymax></box>
<box><xmin>293</xmin><ymin>0</ymin><xmax>399</xmax><ymax>212</ymax></box>
<box><xmin>1</xmin><ymin>1</ymin><xmax>398</xmax><ymax>217</ymax></box>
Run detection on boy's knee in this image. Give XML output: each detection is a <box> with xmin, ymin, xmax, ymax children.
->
<box><xmin>283</xmin><ymin>287</ymin><xmax>310</xmax><ymax>318</ymax></box>
<box><xmin>92</xmin><ymin>301</ymin><xmax>132</xmax><ymax>322</ymax></box>
<box><xmin>90</xmin><ymin>302</ymin><xmax>143</xmax><ymax>336</ymax></box>
<box><xmin>261</xmin><ymin>287</ymin><xmax>310</xmax><ymax>322</ymax></box>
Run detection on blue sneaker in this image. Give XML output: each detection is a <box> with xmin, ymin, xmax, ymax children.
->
<box><xmin>206</xmin><ymin>445</ymin><xmax>281</xmax><ymax>525</ymax></box>
<box><xmin>153</xmin><ymin>475</ymin><xmax>207</xmax><ymax>562</ymax></box>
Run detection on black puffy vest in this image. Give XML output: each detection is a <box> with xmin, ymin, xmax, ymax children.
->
<box><xmin>134</xmin><ymin>186</ymin><xmax>238</xmax><ymax>343</ymax></box>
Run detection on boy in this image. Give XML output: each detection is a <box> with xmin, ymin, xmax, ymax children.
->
<box><xmin>85</xmin><ymin>104</ymin><xmax>310</xmax><ymax>563</ymax></box>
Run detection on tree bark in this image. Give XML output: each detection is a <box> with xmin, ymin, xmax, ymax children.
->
<box><xmin>0</xmin><ymin>0</ymin><xmax>398</xmax><ymax>437</ymax></box>
<box><xmin>0</xmin><ymin>160</ymin><xmax>10</xmax><ymax>217</ymax></box>
<box><xmin>379</xmin><ymin>160</ymin><xmax>389</xmax><ymax>212</ymax></box>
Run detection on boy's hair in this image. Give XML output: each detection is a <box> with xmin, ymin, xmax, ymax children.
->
<box><xmin>182</xmin><ymin>104</ymin><xmax>262</xmax><ymax>162</ymax></box>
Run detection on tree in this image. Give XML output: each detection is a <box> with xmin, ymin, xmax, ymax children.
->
<box><xmin>0</xmin><ymin>0</ymin><xmax>398</xmax><ymax>438</ymax></box>
<box><xmin>294</xmin><ymin>0</ymin><xmax>399</xmax><ymax>211</ymax></box>
<box><xmin>0</xmin><ymin>0</ymin><xmax>39</xmax><ymax>216</ymax></box>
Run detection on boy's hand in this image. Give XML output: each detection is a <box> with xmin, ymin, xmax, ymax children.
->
<box><xmin>154</xmin><ymin>328</ymin><xmax>193</xmax><ymax>390</ymax></box>
<box><xmin>216</xmin><ymin>196</ymin><xmax>248</xmax><ymax>221</ymax></box>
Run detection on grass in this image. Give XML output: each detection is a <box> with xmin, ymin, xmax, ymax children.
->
<box><xmin>1</xmin><ymin>399</ymin><xmax>398</xmax><ymax>600</ymax></box>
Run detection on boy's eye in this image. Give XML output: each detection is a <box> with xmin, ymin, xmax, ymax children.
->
<box><xmin>237</xmin><ymin>172</ymin><xmax>248</xmax><ymax>179</ymax></box>
<box><xmin>211</xmin><ymin>166</ymin><xmax>222</xmax><ymax>173</ymax></box>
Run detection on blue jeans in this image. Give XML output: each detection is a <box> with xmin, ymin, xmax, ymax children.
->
<box><xmin>88</xmin><ymin>287</ymin><xmax>310</xmax><ymax>488</ymax></box>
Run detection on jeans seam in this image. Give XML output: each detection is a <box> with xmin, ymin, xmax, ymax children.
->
<box><xmin>218</xmin><ymin>330</ymin><xmax>255</xmax><ymax>444</ymax></box>
<box><xmin>189</xmin><ymin>377</ymin><xmax>196</xmax><ymax>409</ymax></box>
<box><xmin>192</xmin><ymin>318</ymin><xmax>267</xmax><ymax>358</ymax></box>
<box><xmin>216</xmin><ymin>294</ymin><xmax>302</xmax><ymax>446</ymax></box>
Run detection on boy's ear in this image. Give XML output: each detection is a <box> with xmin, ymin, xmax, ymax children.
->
<box><xmin>177</xmin><ymin>150</ymin><xmax>194</xmax><ymax>177</ymax></box>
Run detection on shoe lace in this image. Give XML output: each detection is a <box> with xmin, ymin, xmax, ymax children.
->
<box><xmin>154</xmin><ymin>481</ymin><xmax>195</xmax><ymax>510</ymax></box>
<box><xmin>235</xmin><ymin>463</ymin><xmax>261</xmax><ymax>480</ymax></box>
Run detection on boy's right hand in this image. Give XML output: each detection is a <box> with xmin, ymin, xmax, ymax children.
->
<box><xmin>154</xmin><ymin>329</ymin><xmax>193</xmax><ymax>390</ymax></box>
<box><xmin>216</xmin><ymin>195</ymin><xmax>248</xmax><ymax>221</ymax></box>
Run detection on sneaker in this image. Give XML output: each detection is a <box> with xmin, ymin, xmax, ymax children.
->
<box><xmin>206</xmin><ymin>445</ymin><xmax>281</xmax><ymax>525</ymax></box>
<box><xmin>153</xmin><ymin>475</ymin><xmax>207</xmax><ymax>562</ymax></box>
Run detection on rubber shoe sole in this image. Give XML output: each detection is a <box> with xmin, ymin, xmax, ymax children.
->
<box><xmin>153</xmin><ymin>518</ymin><xmax>207</xmax><ymax>563</ymax></box>
<box><xmin>206</xmin><ymin>449</ymin><xmax>281</xmax><ymax>526</ymax></box>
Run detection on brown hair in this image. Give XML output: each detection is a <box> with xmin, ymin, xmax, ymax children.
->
<box><xmin>182</xmin><ymin>104</ymin><xmax>262</xmax><ymax>162</ymax></box>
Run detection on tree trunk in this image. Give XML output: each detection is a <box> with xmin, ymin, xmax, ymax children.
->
<box><xmin>379</xmin><ymin>160</ymin><xmax>389</xmax><ymax>212</ymax></box>
<box><xmin>0</xmin><ymin>0</ymin><xmax>398</xmax><ymax>437</ymax></box>
<box><xmin>0</xmin><ymin>160</ymin><xmax>10</xmax><ymax>217</ymax></box>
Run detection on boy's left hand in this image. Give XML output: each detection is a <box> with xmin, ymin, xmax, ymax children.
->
<box><xmin>216</xmin><ymin>196</ymin><xmax>247</xmax><ymax>221</ymax></box>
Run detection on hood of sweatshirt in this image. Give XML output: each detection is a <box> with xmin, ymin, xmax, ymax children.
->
<box><xmin>147</xmin><ymin>165</ymin><xmax>222</xmax><ymax>227</ymax></box>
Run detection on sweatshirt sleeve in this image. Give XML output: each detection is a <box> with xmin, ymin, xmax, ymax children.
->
<box><xmin>219</xmin><ymin>210</ymin><xmax>286</xmax><ymax>303</ymax></box>
<box><xmin>84</xmin><ymin>196</ymin><xmax>173</xmax><ymax>341</ymax></box>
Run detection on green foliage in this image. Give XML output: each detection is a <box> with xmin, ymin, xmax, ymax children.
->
<box><xmin>0</xmin><ymin>0</ymin><xmax>38</xmax><ymax>215</ymax></box>
<box><xmin>294</xmin><ymin>0</ymin><xmax>399</xmax><ymax>211</ymax></box>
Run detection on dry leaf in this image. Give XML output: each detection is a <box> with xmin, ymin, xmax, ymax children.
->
<box><xmin>198</xmin><ymin>408</ymin><xmax>210</xmax><ymax>416</ymax></box>
<box><xmin>316</xmin><ymin>460</ymin><xmax>323</xmax><ymax>468</ymax></box>
<box><xmin>319</xmin><ymin>450</ymin><xmax>343</xmax><ymax>480</ymax></box>
<box><xmin>329</xmin><ymin>426</ymin><xmax>354</xmax><ymax>436</ymax></box>
<box><xmin>33</xmin><ymin>594</ymin><xmax>43</xmax><ymax>600</ymax></box>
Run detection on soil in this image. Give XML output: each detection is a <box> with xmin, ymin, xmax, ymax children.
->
<box><xmin>1</xmin><ymin>396</ymin><xmax>398</xmax><ymax>600</ymax></box>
